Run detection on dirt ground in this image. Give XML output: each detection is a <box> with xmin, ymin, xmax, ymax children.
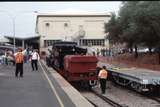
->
<box><xmin>98</xmin><ymin>53</ymin><xmax>160</xmax><ymax>71</ymax></box>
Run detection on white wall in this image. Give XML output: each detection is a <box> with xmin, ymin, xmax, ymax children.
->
<box><xmin>37</xmin><ymin>14</ymin><xmax>110</xmax><ymax>48</ymax></box>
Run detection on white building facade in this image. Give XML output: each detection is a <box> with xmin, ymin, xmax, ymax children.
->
<box><xmin>36</xmin><ymin>11</ymin><xmax>111</xmax><ymax>51</ymax></box>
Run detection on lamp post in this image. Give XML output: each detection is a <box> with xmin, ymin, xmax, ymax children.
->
<box><xmin>0</xmin><ymin>10</ymin><xmax>39</xmax><ymax>53</ymax></box>
<box><xmin>12</xmin><ymin>16</ymin><xmax>16</xmax><ymax>53</ymax></box>
<box><xmin>0</xmin><ymin>11</ymin><xmax>16</xmax><ymax>53</ymax></box>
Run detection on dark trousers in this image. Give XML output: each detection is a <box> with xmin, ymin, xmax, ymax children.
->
<box><xmin>31</xmin><ymin>60</ymin><xmax>38</xmax><ymax>71</ymax></box>
<box><xmin>15</xmin><ymin>63</ymin><xmax>23</xmax><ymax>77</ymax></box>
<box><xmin>5</xmin><ymin>57</ymin><xmax>8</xmax><ymax>65</ymax></box>
<box><xmin>100</xmin><ymin>78</ymin><xmax>107</xmax><ymax>94</ymax></box>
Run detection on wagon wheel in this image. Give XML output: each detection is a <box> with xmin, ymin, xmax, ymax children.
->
<box><xmin>113</xmin><ymin>75</ymin><xmax>131</xmax><ymax>86</ymax></box>
<box><xmin>130</xmin><ymin>82</ymin><xmax>142</xmax><ymax>92</ymax></box>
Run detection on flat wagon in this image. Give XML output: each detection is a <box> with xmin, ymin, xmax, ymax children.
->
<box><xmin>98</xmin><ymin>62</ymin><xmax>160</xmax><ymax>92</ymax></box>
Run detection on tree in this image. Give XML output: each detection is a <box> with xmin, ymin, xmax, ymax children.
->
<box><xmin>133</xmin><ymin>1</ymin><xmax>160</xmax><ymax>54</ymax></box>
<box><xmin>118</xmin><ymin>2</ymin><xmax>141</xmax><ymax>57</ymax></box>
<box><xmin>105</xmin><ymin>1</ymin><xmax>160</xmax><ymax>59</ymax></box>
<box><xmin>105</xmin><ymin>12</ymin><xmax>122</xmax><ymax>45</ymax></box>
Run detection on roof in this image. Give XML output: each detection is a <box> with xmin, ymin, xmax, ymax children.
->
<box><xmin>37</xmin><ymin>13</ymin><xmax>111</xmax><ymax>17</ymax></box>
<box><xmin>0</xmin><ymin>36</ymin><xmax>9</xmax><ymax>42</ymax></box>
<box><xmin>37</xmin><ymin>9</ymin><xmax>111</xmax><ymax>16</ymax></box>
<box><xmin>4</xmin><ymin>35</ymin><xmax>40</xmax><ymax>40</ymax></box>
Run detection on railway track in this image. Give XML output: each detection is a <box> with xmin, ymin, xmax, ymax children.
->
<box><xmin>79</xmin><ymin>87</ymin><xmax>127</xmax><ymax>107</ymax></box>
<box><xmin>140</xmin><ymin>93</ymin><xmax>160</xmax><ymax>104</ymax></box>
<box><xmin>85</xmin><ymin>97</ymin><xmax>99</xmax><ymax>107</ymax></box>
<box><xmin>149</xmin><ymin>96</ymin><xmax>160</xmax><ymax>104</ymax></box>
<box><xmin>44</xmin><ymin>59</ymin><xmax>160</xmax><ymax>106</ymax></box>
<box><xmin>112</xmin><ymin>81</ymin><xmax>160</xmax><ymax>105</ymax></box>
<box><xmin>91</xmin><ymin>90</ymin><xmax>127</xmax><ymax>107</ymax></box>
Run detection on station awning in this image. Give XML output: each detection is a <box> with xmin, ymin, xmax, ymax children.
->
<box><xmin>4</xmin><ymin>35</ymin><xmax>40</xmax><ymax>40</ymax></box>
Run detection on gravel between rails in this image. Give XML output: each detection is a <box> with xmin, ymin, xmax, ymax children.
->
<box><xmin>81</xmin><ymin>91</ymin><xmax>112</xmax><ymax>107</ymax></box>
<box><xmin>91</xmin><ymin>81</ymin><xmax>160</xmax><ymax>107</ymax></box>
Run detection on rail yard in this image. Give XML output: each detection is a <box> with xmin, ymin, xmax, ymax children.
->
<box><xmin>49</xmin><ymin>58</ymin><xmax>160</xmax><ymax>107</ymax></box>
<box><xmin>0</xmin><ymin>1</ymin><xmax>160</xmax><ymax>107</ymax></box>
<box><xmin>45</xmin><ymin>41</ymin><xmax>160</xmax><ymax>107</ymax></box>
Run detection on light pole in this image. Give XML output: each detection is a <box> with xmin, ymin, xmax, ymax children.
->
<box><xmin>0</xmin><ymin>10</ymin><xmax>38</xmax><ymax>53</ymax></box>
<box><xmin>12</xmin><ymin>16</ymin><xmax>16</xmax><ymax>53</ymax></box>
<box><xmin>0</xmin><ymin>11</ymin><xmax>16</xmax><ymax>53</ymax></box>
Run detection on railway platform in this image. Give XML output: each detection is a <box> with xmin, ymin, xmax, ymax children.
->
<box><xmin>0</xmin><ymin>61</ymin><xmax>93</xmax><ymax>107</ymax></box>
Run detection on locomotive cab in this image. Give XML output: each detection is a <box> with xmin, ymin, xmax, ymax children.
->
<box><xmin>49</xmin><ymin>41</ymin><xmax>98</xmax><ymax>88</ymax></box>
<box><xmin>51</xmin><ymin>41</ymin><xmax>87</xmax><ymax>70</ymax></box>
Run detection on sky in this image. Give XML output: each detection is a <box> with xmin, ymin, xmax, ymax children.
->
<box><xmin>0</xmin><ymin>1</ymin><xmax>122</xmax><ymax>38</ymax></box>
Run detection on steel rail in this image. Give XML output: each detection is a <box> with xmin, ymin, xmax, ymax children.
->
<box><xmin>112</xmin><ymin>80</ymin><xmax>160</xmax><ymax>105</ymax></box>
<box><xmin>84</xmin><ymin>97</ymin><xmax>99</xmax><ymax>107</ymax></box>
<box><xmin>91</xmin><ymin>90</ymin><xmax>127</xmax><ymax>107</ymax></box>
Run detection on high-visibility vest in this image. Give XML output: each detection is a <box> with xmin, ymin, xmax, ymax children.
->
<box><xmin>15</xmin><ymin>52</ymin><xmax>23</xmax><ymax>63</ymax></box>
<box><xmin>98</xmin><ymin>69</ymin><xmax>108</xmax><ymax>79</ymax></box>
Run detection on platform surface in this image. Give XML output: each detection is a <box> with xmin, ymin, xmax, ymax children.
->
<box><xmin>0</xmin><ymin>62</ymin><xmax>78</xmax><ymax>107</ymax></box>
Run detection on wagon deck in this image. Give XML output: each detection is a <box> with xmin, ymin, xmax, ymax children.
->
<box><xmin>98</xmin><ymin>62</ymin><xmax>160</xmax><ymax>85</ymax></box>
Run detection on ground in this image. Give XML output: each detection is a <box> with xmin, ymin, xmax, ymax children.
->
<box><xmin>98</xmin><ymin>52</ymin><xmax>160</xmax><ymax>71</ymax></box>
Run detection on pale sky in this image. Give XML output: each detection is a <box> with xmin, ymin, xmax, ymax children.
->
<box><xmin>0</xmin><ymin>1</ymin><xmax>122</xmax><ymax>38</ymax></box>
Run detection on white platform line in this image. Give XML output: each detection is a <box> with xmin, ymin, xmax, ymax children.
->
<box><xmin>39</xmin><ymin>62</ymin><xmax>64</xmax><ymax>107</ymax></box>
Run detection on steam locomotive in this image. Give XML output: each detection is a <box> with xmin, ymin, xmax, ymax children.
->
<box><xmin>46</xmin><ymin>41</ymin><xmax>98</xmax><ymax>88</ymax></box>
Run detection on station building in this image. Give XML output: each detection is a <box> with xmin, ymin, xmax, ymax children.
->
<box><xmin>1</xmin><ymin>10</ymin><xmax>111</xmax><ymax>53</ymax></box>
<box><xmin>36</xmin><ymin>10</ymin><xmax>111</xmax><ymax>52</ymax></box>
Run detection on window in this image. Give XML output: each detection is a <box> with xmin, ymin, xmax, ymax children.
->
<box><xmin>45</xmin><ymin>23</ymin><xmax>50</xmax><ymax>27</ymax></box>
<box><xmin>64</xmin><ymin>23</ymin><xmax>68</xmax><ymax>27</ymax></box>
<box><xmin>80</xmin><ymin>39</ymin><xmax>105</xmax><ymax>46</ymax></box>
<box><xmin>44</xmin><ymin>40</ymin><xmax>62</xmax><ymax>47</ymax></box>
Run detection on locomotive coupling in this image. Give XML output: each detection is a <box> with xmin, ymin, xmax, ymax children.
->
<box><xmin>89</xmin><ymin>80</ymin><xmax>97</xmax><ymax>86</ymax></box>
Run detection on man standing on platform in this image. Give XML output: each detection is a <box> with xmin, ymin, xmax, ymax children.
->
<box><xmin>14</xmin><ymin>48</ymin><xmax>24</xmax><ymax>78</ymax></box>
<box><xmin>30</xmin><ymin>49</ymin><xmax>40</xmax><ymax>71</ymax></box>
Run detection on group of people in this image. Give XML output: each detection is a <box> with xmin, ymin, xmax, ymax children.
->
<box><xmin>14</xmin><ymin>47</ymin><xmax>108</xmax><ymax>94</ymax></box>
<box><xmin>14</xmin><ymin>48</ymin><xmax>40</xmax><ymax>78</ymax></box>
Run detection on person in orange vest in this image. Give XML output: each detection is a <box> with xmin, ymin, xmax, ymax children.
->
<box><xmin>14</xmin><ymin>48</ymin><xmax>24</xmax><ymax>78</ymax></box>
<box><xmin>98</xmin><ymin>66</ymin><xmax>108</xmax><ymax>94</ymax></box>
